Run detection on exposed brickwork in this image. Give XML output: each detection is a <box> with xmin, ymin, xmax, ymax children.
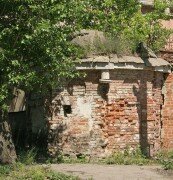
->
<box><xmin>162</xmin><ymin>73</ymin><xmax>173</xmax><ymax>149</ymax></box>
<box><xmin>48</xmin><ymin>70</ymin><xmax>164</xmax><ymax>157</ymax></box>
<box><xmin>160</xmin><ymin>51</ymin><xmax>173</xmax><ymax>64</ymax></box>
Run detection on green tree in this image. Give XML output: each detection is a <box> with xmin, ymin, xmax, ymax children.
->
<box><xmin>0</xmin><ymin>0</ymin><xmax>82</xmax><ymax>163</ymax></box>
<box><xmin>78</xmin><ymin>0</ymin><xmax>171</xmax><ymax>54</ymax></box>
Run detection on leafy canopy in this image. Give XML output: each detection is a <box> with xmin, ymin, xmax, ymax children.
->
<box><xmin>78</xmin><ymin>0</ymin><xmax>172</xmax><ymax>54</ymax></box>
<box><xmin>0</xmin><ymin>0</ymin><xmax>171</xmax><ymax>109</ymax></box>
<box><xmin>0</xmin><ymin>0</ymin><xmax>82</xmax><ymax>108</ymax></box>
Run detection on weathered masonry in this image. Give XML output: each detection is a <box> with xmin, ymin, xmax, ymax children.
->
<box><xmin>47</xmin><ymin>55</ymin><xmax>172</xmax><ymax>158</ymax></box>
<box><xmin>9</xmin><ymin>29</ymin><xmax>173</xmax><ymax>158</ymax></box>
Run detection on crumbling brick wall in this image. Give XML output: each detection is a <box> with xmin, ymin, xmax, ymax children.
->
<box><xmin>162</xmin><ymin>73</ymin><xmax>173</xmax><ymax>149</ymax></box>
<box><xmin>48</xmin><ymin>69</ymin><xmax>164</xmax><ymax>158</ymax></box>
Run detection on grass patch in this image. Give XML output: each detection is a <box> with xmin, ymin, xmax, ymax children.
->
<box><xmin>0</xmin><ymin>163</ymin><xmax>79</xmax><ymax>180</ymax></box>
<box><xmin>62</xmin><ymin>154</ymin><xmax>89</xmax><ymax>164</ymax></box>
<box><xmin>0</xmin><ymin>148</ymin><xmax>79</xmax><ymax>179</ymax></box>
<box><xmin>47</xmin><ymin>153</ymin><xmax>89</xmax><ymax>164</ymax></box>
<box><xmin>103</xmin><ymin>148</ymin><xmax>173</xmax><ymax>169</ymax></box>
<box><xmin>10</xmin><ymin>145</ymin><xmax>173</xmax><ymax>173</ymax></box>
<box><xmin>17</xmin><ymin>148</ymin><xmax>37</xmax><ymax>165</ymax></box>
<box><xmin>103</xmin><ymin>147</ymin><xmax>150</xmax><ymax>165</ymax></box>
<box><xmin>155</xmin><ymin>150</ymin><xmax>173</xmax><ymax>170</ymax></box>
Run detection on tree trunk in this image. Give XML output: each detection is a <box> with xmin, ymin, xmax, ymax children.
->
<box><xmin>0</xmin><ymin>110</ymin><xmax>17</xmax><ymax>164</ymax></box>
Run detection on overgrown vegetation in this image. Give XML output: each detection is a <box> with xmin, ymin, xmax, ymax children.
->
<box><xmin>0</xmin><ymin>0</ymin><xmax>83</xmax><ymax>163</ymax></box>
<box><xmin>0</xmin><ymin>163</ymin><xmax>79</xmax><ymax>180</ymax></box>
<box><xmin>17</xmin><ymin>148</ymin><xmax>38</xmax><ymax>165</ymax></box>
<box><xmin>103</xmin><ymin>147</ymin><xmax>150</xmax><ymax>165</ymax></box>
<box><xmin>102</xmin><ymin>148</ymin><xmax>173</xmax><ymax>170</ymax></box>
<box><xmin>0</xmin><ymin>148</ymin><xmax>79</xmax><ymax>179</ymax></box>
<box><xmin>0</xmin><ymin>0</ymin><xmax>172</xmax><ymax>110</ymax></box>
<box><xmin>155</xmin><ymin>150</ymin><xmax>173</xmax><ymax>170</ymax></box>
<box><xmin>47</xmin><ymin>153</ymin><xmax>90</xmax><ymax>164</ymax></box>
<box><xmin>1</xmin><ymin>147</ymin><xmax>173</xmax><ymax>180</ymax></box>
<box><xmin>41</xmin><ymin>146</ymin><xmax>173</xmax><ymax>169</ymax></box>
<box><xmin>78</xmin><ymin>0</ymin><xmax>172</xmax><ymax>54</ymax></box>
<box><xmin>0</xmin><ymin>0</ymin><xmax>173</xmax><ymax>163</ymax></box>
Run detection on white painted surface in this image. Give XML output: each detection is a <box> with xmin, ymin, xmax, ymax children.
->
<box><xmin>76</xmin><ymin>96</ymin><xmax>92</xmax><ymax>119</ymax></box>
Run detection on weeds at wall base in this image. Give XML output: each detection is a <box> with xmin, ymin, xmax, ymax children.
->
<box><xmin>0</xmin><ymin>163</ymin><xmax>79</xmax><ymax>180</ymax></box>
<box><xmin>17</xmin><ymin>147</ymin><xmax>173</xmax><ymax>168</ymax></box>
<box><xmin>17</xmin><ymin>147</ymin><xmax>37</xmax><ymax>165</ymax></box>
<box><xmin>101</xmin><ymin>148</ymin><xmax>173</xmax><ymax>169</ymax></box>
<box><xmin>155</xmin><ymin>150</ymin><xmax>173</xmax><ymax>170</ymax></box>
<box><xmin>45</xmin><ymin>148</ymin><xmax>173</xmax><ymax>170</ymax></box>
<box><xmin>46</xmin><ymin>153</ymin><xmax>91</xmax><ymax>164</ymax></box>
<box><xmin>101</xmin><ymin>147</ymin><xmax>151</xmax><ymax>166</ymax></box>
<box><xmin>1</xmin><ymin>148</ymin><xmax>173</xmax><ymax>180</ymax></box>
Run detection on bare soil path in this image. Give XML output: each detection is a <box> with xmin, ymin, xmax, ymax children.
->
<box><xmin>51</xmin><ymin>164</ymin><xmax>173</xmax><ymax>180</ymax></box>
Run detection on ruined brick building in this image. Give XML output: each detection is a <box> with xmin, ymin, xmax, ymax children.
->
<box><xmin>10</xmin><ymin>31</ymin><xmax>173</xmax><ymax>158</ymax></box>
<box><xmin>9</xmin><ymin>1</ymin><xmax>173</xmax><ymax>158</ymax></box>
<box><xmin>46</xmin><ymin>1</ymin><xmax>173</xmax><ymax>157</ymax></box>
<box><xmin>44</xmin><ymin>30</ymin><xmax>172</xmax><ymax>158</ymax></box>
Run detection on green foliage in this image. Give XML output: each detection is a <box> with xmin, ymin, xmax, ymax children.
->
<box><xmin>155</xmin><ymin>150</ymin><xmax>173</xmax><ymax>170</ymax></box>
<box><xmin>46</xmin><ymin>153</ymin><xmax>64</xmax><ymax>164</ymax></box>
<box><xmin>0</xmin><ymin>164</ymin><xmax>13</xmax><ymax>176</ymax></box>
<box><xmin>156</xmin><ymin>150</ymin><xmax>173</xmax><ymax>160</ymax></box>
<box><xmin>0</xmin><ymin>163</ymin><xmax>79</xmax><ymax>180</ymax></box>
<box><xmin>0</xmin><ymin>0</ymin><xmax>82</xmax><ymax>110</ymax></box>
<box><xmin>62</xmin><ymin>154</ymin><xmax>89</xmax><ymax>164</ymax></box>
<box><xmin>17</xmin><ymin>148</ymin><xmax>37</xmax><ymax>165</ymax></box>
<box><xmin>104</xmin><ymin>147</ymin><xmax>150</xmax><ymax>165</ymax></box>
<box><xmin>47</xmin><ymin>153</ymin><xmax>89</xmax><ymax>164</ymax></box>
<box><xmin>161</xmin><ymin>160</ymin><xmax>173</xmax><ymax>170</ymax></box>
<box><xmin>0</xmin><ymin>0</ymin><xmax>171</xmax><ymax>111</ymax></box>
<box><xmin>78</xmin><ymin>0</ymin><xmax>172</xmax><ymax>54</ymax></box>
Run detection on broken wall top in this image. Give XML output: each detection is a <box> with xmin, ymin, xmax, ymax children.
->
<box><xmin>76</xmin><ymin>55</ymin><xmax>171</xmax><ymax>73</ymax></box>
<box><xmin>72</xmin><ymin>30</ymin><xmax>171</xmax><ymax>73</ymax></box>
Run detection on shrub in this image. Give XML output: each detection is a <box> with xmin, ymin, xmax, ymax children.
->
<box><xmin>0</xmin><ymin>164</ymin><xmax>79</xmax><ymax>180</ymax></box>
<box><xmin>155</xmin><ymin>150</ymin><xmax>173</xmax><ymax>170</ymax></box>
<box><xmin>17</xmin><ymin>148</ymin><xmax>37</xmax><ymax>165</ymax></box>
<box><xmin>0</xmin><ymin>164</ymin><xmax>13</xmax><ymax>176</ymax></box>
<box><xmin>47</xmin><ymin>153</ymin><xmax>89</xmax><ymax>164</ymax></box>
<box><xmin>105</xmin><ymin>147</ymin><xmax>150</xmax><ymax>165</ymax></box>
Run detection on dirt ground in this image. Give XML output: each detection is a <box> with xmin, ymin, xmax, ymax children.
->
<box><xmin>51</xmin><ymin>164</ymin><xmax>173</xmax><ymax>180</ymax></box>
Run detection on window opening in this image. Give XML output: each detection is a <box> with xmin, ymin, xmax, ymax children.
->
<box><xmin>63</xmin><ymin>105</ymin><xmax>72</xmax><ymax>117</ymax></box>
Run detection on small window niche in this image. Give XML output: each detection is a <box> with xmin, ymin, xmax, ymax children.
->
<box><xmin>63</xmin><ymin>105</ymin><xmax>72</xmax><ymax>117</ymax></box>
<box><xmin>98</xmin><ymin>83</ymin><xmax>109</xmax><ymax>100</ymax></box>
<box><xmin>98</xmin><ymin>70</ymin><xmax>111</xmax><ymax>100</ymax></box>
